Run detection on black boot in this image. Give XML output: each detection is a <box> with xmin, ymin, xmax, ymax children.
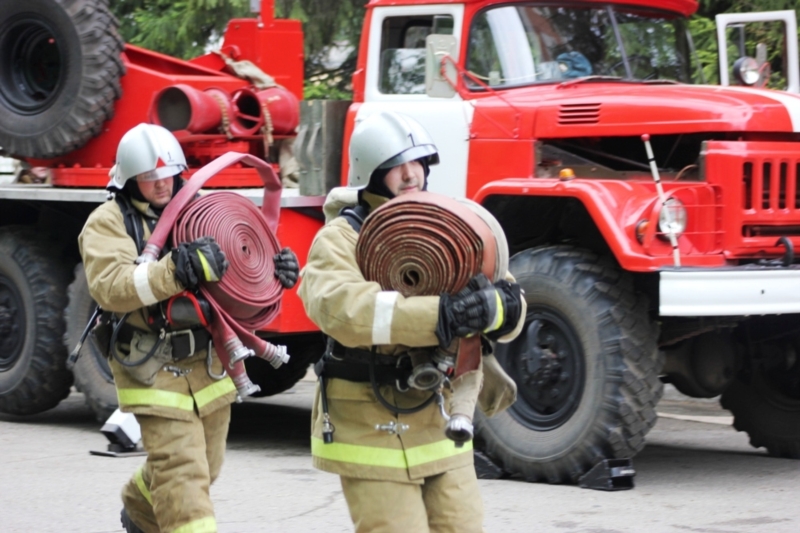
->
<box><xmin>120</xmin><ymin>508</ymin><xmax>145</xmax><ymax>533</ymax></box>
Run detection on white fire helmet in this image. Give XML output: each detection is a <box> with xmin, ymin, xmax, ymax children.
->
<box><xmin>107</xmin><ymin>123</ymin><xmax>188</xmax><ymax>190</ymax></box>
<box><xmin>347</xmin><ymin>111</ymin><xmax>439</xmax><ymax>189</ymax></box>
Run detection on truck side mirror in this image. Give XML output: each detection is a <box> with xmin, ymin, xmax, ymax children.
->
<box><xmin>425</xmin><ymin>34</ymin><xmax>458</xmax><ymax>98</ymax></box>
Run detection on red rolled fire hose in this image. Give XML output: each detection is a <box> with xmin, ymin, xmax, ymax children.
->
<box><xmin>356</xmin><ymin>191</ymin><xmax>499</xmax><ymax>377</ymax></box>
<box><xmin>138</xmin><ymin>151</ymin><xmax>286</xmax><ymax>397</ymax></box>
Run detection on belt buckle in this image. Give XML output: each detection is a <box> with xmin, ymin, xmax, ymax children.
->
<box><xmin>168</xmin><ymin>328</ymin><xmax>195</xmax><ymax>360</ymax></box>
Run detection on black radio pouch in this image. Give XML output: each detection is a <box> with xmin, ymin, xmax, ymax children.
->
<box><xmin>164</xmin><ymin>291</ymin><xmax>213</xmax><ymax>329</ymax></box>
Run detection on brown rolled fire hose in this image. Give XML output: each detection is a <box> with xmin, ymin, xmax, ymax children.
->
<box><xmin>138</xmin><ymin>151</ymin><xmax>287</xmax><ymax>398</ymax></box>
<box><xmin>356</xmin><ymin>191</ymin><xmax>500</xmax><ymax>378</ymax></box>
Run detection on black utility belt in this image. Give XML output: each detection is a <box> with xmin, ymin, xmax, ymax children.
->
<box><xmin>318</xmin><ymin>347</ymin><xmax>427</xmax><ymax>385</ymax></box>
<box><xmin>116</xmin><ymin>322</ymin><xmax>211</xmax><ymax>361</ymax></box>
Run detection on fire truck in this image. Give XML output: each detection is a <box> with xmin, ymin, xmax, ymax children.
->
<box><xmin>1</xmin><ymin>0</ymin><xmax>799</xmax><ymax>484</ymax></box>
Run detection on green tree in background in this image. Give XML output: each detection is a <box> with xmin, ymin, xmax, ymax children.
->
<box><xmin>110</xmin><ymin>0</ymin><xmax>362</xmax><ymax>99</ymax></box>
<box><xmin>114</xmin><ymin>0</ymin><xmax>252</xmax><ymax>59</ymax></box>
<box><xmin>693</xmin><ymin>0</ymin><xmax>800</xmax><ymax>89</ymax></box>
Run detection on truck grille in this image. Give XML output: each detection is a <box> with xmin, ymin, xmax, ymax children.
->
<box><xmin>704</xmin><ymin>140</ymin><xmax>800</xmax><ymax>257</ymax></box>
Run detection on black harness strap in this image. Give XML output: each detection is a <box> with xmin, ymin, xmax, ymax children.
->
<box><xmin>338</xmin><ymin>204</ymin><xmax>369</xmax><ymax>233</ymax></box>
<box><xmin>114</xmin><ymin>193</ymin><xmax>147</xmax><ymax>255</ymax></box>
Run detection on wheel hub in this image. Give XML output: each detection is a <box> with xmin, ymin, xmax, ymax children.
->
<box><xmin>0</xmin><ymin>14</ymin><xmax>63</xmax><ymax>114</ymax></box>
<box><xmin>503</xmin><ymin>308</ymin><xmax>585</xmax><ymax>431</ymax></box>
<box><xmin>0</xmin><ymin>275</ymin><xmax>25</xmax><ymax>371</ymax></box>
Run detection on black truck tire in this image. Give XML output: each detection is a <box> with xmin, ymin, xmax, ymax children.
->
<box><xmin>0</xmin><ymin>226</ymin><xmax>73</xmax><ymax>415</ymax></box>
<box><xmin>64</xmin><ymin>263</ymin><xmax>117</xmax><ymax>422</ymax></box>
<box><xmin>475</xmin><ymin>245</ymin><xmax>663</xmax><ymax>483</ymax></box>
<box><xmin>245</xmin><ymin>333</ymin><xmax>325</xmax><ymax>396</ymax></box>
<box><xmin>0</xmin><ymin>0</ymin><xmax>124</xmax><ymax>158</ymax></box>
<box><xmin>720</xmin><ymin>364</ymin><xmax>800</xmax><ymax>459</ymax></box>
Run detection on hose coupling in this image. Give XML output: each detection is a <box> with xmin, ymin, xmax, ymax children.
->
<box><xmin>231</xmin><ymin>371</ymin><xmax>261</xmax><ymax>399</ymax></box>
<box><xmin>407</xmin><ymin>363</ymin><xmax>445</xmax><ymax>391</ymax></box>
<box><xmin>226</xmin><ymin>339</ymin><xmax>255</xmax><ymax>366</ymax></box>
<box><xmin>261</xmin><ymin>343</ymin><xmax>289</xmax><ymax>369</ymax></box>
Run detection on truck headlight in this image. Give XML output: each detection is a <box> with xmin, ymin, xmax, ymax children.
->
<box><xmin>733</xmin><ymin>57</ymin><xmax>761</xmax><ymax>86</ymax></box>
<box><xmin>658</xmin><ymin>197</ymin><xmax>687</xmax><ymax>237</ymax></box>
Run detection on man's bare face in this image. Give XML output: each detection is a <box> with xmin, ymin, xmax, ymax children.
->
<box><xmin>137</xmin><ymin>176</ymin><xmax>174</xmax><ymax>208</ymax></box>
<box><xmin>383</xmin><ymin>160</ymin><xmax>424</xmax><ymax>196</ymax></box>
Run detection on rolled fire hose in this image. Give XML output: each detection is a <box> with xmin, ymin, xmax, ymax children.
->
<box><xmin>137</xmin><ymin>151</ymin><xmax>288</xmax><ymax>398</ymax></box>
<box><xmin>356</xmin><ymin>191</ymin><xmax>505</xmax><ymax>377</ymax></box>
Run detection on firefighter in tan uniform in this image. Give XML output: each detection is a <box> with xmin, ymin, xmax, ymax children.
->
<box><xmin>298</xmin><ymin>111</ymin><xmax>525</xmax><ymax>532</ymax></box>
<box><xmin>78</xmin><ymin>124</ymin><xmax>298</xmax><ymax>533</ymax></box>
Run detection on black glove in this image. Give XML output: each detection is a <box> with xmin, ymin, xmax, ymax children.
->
<box><xmin>435</xmin><ymin>273</ymin><xmax>523</xmax><ymax>348</ymax></box>
<box><xmin>171</xmin><ymin>236</ymin><xmax>229</xmax><ymax>289</ymax></box>
<box><xmin>274</xmin><ymin>247</ymin><xmax>299</xmax><ymax>289</ymax></box>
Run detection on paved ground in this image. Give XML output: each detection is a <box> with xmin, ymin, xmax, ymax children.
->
<box><xmin>2</xmin><ymin>383</ymin><xmax>798</xmax><ymax>533</ymax></box>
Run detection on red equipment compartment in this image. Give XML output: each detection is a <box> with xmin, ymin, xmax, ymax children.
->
<box><xmin>261</xmin><ymin>206</ymin><xmax>324</xmax><ymax>333</ymax></box>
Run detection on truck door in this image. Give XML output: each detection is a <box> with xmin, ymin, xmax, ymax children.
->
<box><xmin>359</xmin><ymin>4</ymin><xmax>473</xmax><ymax>198</ymax></box>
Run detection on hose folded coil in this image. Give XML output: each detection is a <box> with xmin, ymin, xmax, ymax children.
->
<box><xmin>138</xmin><ymin>152</ymin><xmax>289</xmax><ymax>398</ymax></box>
<box><xmin>356</xmin><ymin>191</ymin><xmax>503</xmax><ymax>376</ymax></box>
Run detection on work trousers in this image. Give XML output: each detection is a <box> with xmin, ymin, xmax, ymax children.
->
<box><xmin>340</xmin><ymin>464</ymin><xmax>485</xmax><ymax>533</ymax></box>
<box><xmin>122</xmin><ymin>405</ymin><xmax>231</xmax><ymax>533</ymax></box>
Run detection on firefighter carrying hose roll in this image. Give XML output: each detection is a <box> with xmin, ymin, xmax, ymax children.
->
<box><xmin>78</xmin><ymin>123</ymin><xmax>298</xmax><ymax>533</ymax></box>
<box><xmin>298</xmin><ymin>111</ymin><xmax>525</xmax><ymax>532</ymax></box>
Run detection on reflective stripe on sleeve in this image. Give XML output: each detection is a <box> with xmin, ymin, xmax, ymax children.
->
<box><xmin>311</xmin><ymin>436</ymin><xmax>472</xmax><ymax>468</ymax></box>
<box><xmin>133</xmin><ymin>262</ymin><xmax>159</xmax><ymax>306</ymax></box>
<box><xmin>194</xmin><ymin>377</ymin><xmax>236</xmax><ymax>409</ymax></box>
<box><xmin>134</xmin><ymin>465</ymin><xmax>152</xmax><ymax>505</ymax></box>
<box><xmin>171</xmin><ymin>516</ymin><xmax>217</xmax><ymax>533</ymax></box>
<box><xmin>117</xmin><ymin>388</ymin><xmax>195</xmax><ymax>411</ymax></box>
<box><xmin>372</xmin><ymin>291</ymin><xmax>398</xmax><ymax>345</ymax></box>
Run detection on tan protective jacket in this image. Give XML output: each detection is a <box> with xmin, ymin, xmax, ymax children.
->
<box><xmin>298</xmin><ymin>189</ymin><xmax>524</xmax><ymax>482</ymax></box>
<box><xmin>78</xmin><ymin>197</ymin><xmax>237</xmax><ymax>421</ymax></box>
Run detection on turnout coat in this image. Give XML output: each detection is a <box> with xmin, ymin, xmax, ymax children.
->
<box><xmin>298</xmin><ymin>189</ymin><xmax>524</xmax><ymax>483</ymax></box>
<box><xmin>78</xmin><ymin>196</ymin><xmax>237</xmax><ymax>421</ymax></box>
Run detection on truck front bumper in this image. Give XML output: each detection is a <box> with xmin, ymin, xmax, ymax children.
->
<box><xmin>660</xmin><ymin>267</ymin><xmax>800</xmax><ymax>316</ymax></box>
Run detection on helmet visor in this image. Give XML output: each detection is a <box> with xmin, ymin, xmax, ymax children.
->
<box><xmin>378</xmin><ymin>144</ymin><xmax>439</xmax><ymax>170</ymax></box>
<box><xmin>134</xmin><ymin>164</ymin><xmax>187</xmax><ymax>182</ymax></box>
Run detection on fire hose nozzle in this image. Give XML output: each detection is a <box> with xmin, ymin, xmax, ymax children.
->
<box><xmin>261</xmin><ymin>343</ymin><xmax>289</xmax><ymax>369</ymax></box>
<box><xmin>445</xmin><ymin>414</ymin><xmax>474</xmax><ymax>447</ymax></box>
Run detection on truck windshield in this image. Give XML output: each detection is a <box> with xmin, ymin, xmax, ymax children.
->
<box><xmin>465</xmin><ymin>4</ymin><xmax>695</xmax><ymax>89</ymax></box>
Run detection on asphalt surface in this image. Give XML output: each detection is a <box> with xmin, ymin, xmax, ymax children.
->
<box><xmin>2</xmin><ymin>383</ymin><xmax>798</xmax><ymax>533</ymax></box>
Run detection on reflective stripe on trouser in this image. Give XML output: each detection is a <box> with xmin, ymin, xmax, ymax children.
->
<box><xmin>340</xmin><ymin>464</ymin><xmax>485</xmax><ymax>533</ymax></box>
<box><xmin>311</xmin><ymin>436</ymin><xmax>473</xmax><ymax>469</ymax></box>
<box><xmin>122</xmin><ymin>404</ymin><xmax>231</xmax><ymax>533</ymax></box>
<box><xmin>117</xmin><ymin>378</ymin><xmax>237</xmax><ymax>412</ymax></box>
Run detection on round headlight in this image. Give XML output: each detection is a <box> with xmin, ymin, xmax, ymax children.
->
<box><xmin>733</xmin><ymin>56</ymin><xmax>761</xmax><ymax>86</ymax></box>
<box><xmin>658</xmin><ymin>197</ymin><xmax>687</xmax><ymax>237</ymax></box>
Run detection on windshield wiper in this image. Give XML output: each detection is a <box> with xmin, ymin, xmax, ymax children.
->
<box><xmin>557</xmin><ymin>76</ymin><xmax>625</xmax><ymax>89</ymax></box>
<box><xmin>642</xmin><ymin>79</ymin><xmax>681</xmax><ymax>85</ymax></box>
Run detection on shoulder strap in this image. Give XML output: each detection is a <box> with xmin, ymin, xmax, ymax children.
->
<box><xmin>338</xmin><ymin>204</ymin><xmax>369</xmax><ymax>234</ymax></box>
<box><xmin>113</xmin><ymin>193</ymin><xmax>146</xmax><ymax>255</ymax></box>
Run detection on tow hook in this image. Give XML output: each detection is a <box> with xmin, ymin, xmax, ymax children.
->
<box><xmin>758</xmin><ymin>236</ymin><xmax>794</xmax><ymax>267</ymax></box>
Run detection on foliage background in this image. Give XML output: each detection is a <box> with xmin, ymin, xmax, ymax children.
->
<box><xmin>110</xmin><ymin>0</ymin><xmax>800</xmax><ymax>99</ymax></box>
